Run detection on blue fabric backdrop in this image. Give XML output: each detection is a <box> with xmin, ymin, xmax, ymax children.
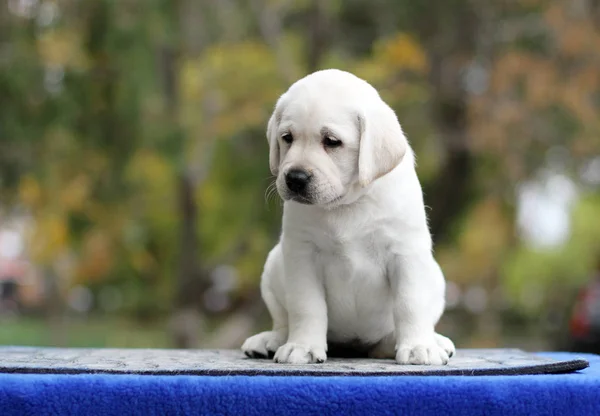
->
<box><xmin>0</xmin><ymin>352</ymin><xmax>597</xmax><ymax>416</ymax></box>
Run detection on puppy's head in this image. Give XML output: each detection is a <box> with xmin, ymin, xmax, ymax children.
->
<box><xmin>267</xmin><ymin>69</ymin><xmax>407</xmax><ymax>208</ymax></box>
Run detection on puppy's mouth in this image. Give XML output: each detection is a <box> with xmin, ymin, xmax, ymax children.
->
<box><xmin>277</xmin><ymin>178</ymin><xmax>343</xmax><ymax>207</ymax></box>
<box><xmin>289</xmin><ymin>194</ymin><xmax>314</xmax><ymax>205</ymax></box>
<box><xmin>286</xmin><ymin>192</ymin><xmax>344</xmax><ymax>207</ymax></box>
<box><xmin>321</xmin><ymin>194</ymin><xmax>344</xmax><ymax>208</ymax></box>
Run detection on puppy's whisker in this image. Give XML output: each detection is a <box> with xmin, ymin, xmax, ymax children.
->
<box><xmin>266</xmin><ymin>190</ymin><xmax>276</xmax><ymax>206</ymax></box>
<box><xmin>264</xmin><ymin>181</ymin><xmax>279</xmax><ymax>207</ymax></box>
<box><xmin>265</xmin><ymin>182</ymin><xmax>276</xmax><ymax>200</ymax></box>
<box><xmin>264</xmin><ymin>185</ymin><xmax>272</xmax><ymax>204</ymax></box>
<box><xmin>270</xmin><ymin>190</ymin><xmax>280</xmax><ymax>204</ymax></box>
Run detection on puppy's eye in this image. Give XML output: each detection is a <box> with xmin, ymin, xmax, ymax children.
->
<box><xmin>281</xmin><ymin>133</ymin><xmax>293</xmax><ymax>144</ymax></box>
<box><xmin>323</xmin><ymin>136</ymin><xmax>342</xmax><ymax>148</ymax></box>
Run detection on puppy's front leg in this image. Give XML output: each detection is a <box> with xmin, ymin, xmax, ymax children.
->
<box><xmin>273</xmin><ymin>239</ymin><xmax>327</xmax><ymax>364</ymax></box>
<box><xmin>390</xmin><ymin>253</ymin><xmax>450</xmax><ymax>365</ymax></box>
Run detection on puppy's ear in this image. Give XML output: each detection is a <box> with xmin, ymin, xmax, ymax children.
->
<box><xmin>357</xmin><ymin>100</ymin><xmax>407</xmax><ymax>187</ymax></box>
<box><xmin>266</xmin><ymin>109</ymin><xmax>280</xmax><ymax>176</ymax></box>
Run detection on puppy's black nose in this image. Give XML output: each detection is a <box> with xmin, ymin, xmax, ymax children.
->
<box><xmin>285</xmin><ymin>169</ymin><xmax>311</xmax><ymax>194</ymax></box>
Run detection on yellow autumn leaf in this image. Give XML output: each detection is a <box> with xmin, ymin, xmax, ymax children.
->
<box><xmin>235</xmin><ymin>229</ymin><xmax>270</xmax><ymax>288</ymax></box>
<box><xmin>131</xmin><ymin>249</ymin><xmax>156</xmax><ymax>274</ymax></box>
<box><xmin>19</xmin><ymin>175</ymin><xmax>42</xmax><ymax>208</ymax></box>
<box><xmin>458</xmin><ymin>198</ymin><xmax>510</xmax><ymax>279</ymax></box>
<box><xmin>77</xmin><ymin>229</ymin><xmax>114</xmax><ymax>281</ymax></box>
<box><xmin>374</xmin><ymin>33</ymin><xmax>428</xmax><ymax>73</ymax></box>
<box><xmin>199</xmin><ymin>180</ymin><xmax>220</xmax><ymax>210</ymax></box>
<box><xmin>125</xmin><ymin>150</ymin><xmax>172</xmax><ymax>189</ymax></box>
<box><xmin>60</xmin><ymin>175</ymin><xmax>91</xmax><ymax>212</ymax></box>
<box><xmin>180</xmin><ymin>57</ymin><xmax>204</xmax><ymax>103</ymax></box>
<box><xmin>436</xmin><ymin>247</ymin><xmax>466</xmax><ymax>284</ymax></box>
<box><xmin>36</xmin><ymin>28</ymin><xmax>88</xmax><ymax>69</ymax></box>
<box><xmin>30</xmin><ymin>213</ymin><xmax>69</xmax><ymax>263</ymax></box>
<box><xmin>352</xmin><ymin>60</ymin><xmax>394</xmax><ymax>86</ymax></box>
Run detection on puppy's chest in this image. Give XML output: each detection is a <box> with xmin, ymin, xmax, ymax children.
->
<box><xmin>314</xmin><ymin>231</ymin><xmax>387</xmax><ymax>283</ymax></box>
<box><xmin>313</xmin><ymin>231</ymin><xmax>393</xmax><ymax>344</ymax></box>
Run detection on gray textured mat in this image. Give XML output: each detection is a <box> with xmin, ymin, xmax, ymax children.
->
<box><xmin>0</xmin><ymin>347</ymin><xmax>589</xmax><ymax>376</ymax></box>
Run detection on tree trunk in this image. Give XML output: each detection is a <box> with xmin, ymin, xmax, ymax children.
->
<box><xmin>306</xmin><ymin>0</ymin><xmax>330</xmax><ymax>73</ymax></box>
<box><xmin>426</xmin><ymin>53</ymin><xmax>474</xmax><ymax>245</ymax></box>
<box><xmin>169</xmin><ymin>173</ymin><xmax>206</xmax><ymax>349</ymax></box>
<box><xmin>160</xmin><ymin>42</ymin><xmax>206</xmax><ymax>348</ymax></box>
<box><xmin>167</xmin><ymin>0</ymin><xmax>222</xmax><ymax>349</ymax></box>
<box><xmin>250</xmin><ymin>0</ymin><xmax>296</xmax><ymax>83</ymax></box>
<box><xmin>420</xmin><ymin>3</ymin><xmax>484</xmax><ymax>246</ymax></box>
<box><xmin>44</xmin><ymin>266</ymin><xmax>66</xmax><ymax>347</ymax></box>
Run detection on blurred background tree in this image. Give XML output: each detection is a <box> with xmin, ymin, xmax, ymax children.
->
<box><xmin>0</xmin><ymin>0</ymin><xmax>599</xmax><ymax>351</ymax></box>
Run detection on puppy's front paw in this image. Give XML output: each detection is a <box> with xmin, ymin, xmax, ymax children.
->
<box><xmin>242</xmin><ymin>331</ymin><xmax>286</xmax><ymax>359</ymax></box>
<box><xmin>396</xmin><ymin>338</ymin><xmax>450</xmax><ymax>366</ymax></box>
<box><xmin>434</xmin><ymin>332</ymin><xmax>455</xmax><ymax>358</ymax></box>
<box><xmin>273</xmin><ymin>342</ymin><xmax>327</xmax><ymax>364</ymax></box>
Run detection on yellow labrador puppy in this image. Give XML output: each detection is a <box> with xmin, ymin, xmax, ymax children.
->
<box><xmin>242</xmin><ymin>69</ymin><xmax>455</xmax><ymax>365</ymax></box>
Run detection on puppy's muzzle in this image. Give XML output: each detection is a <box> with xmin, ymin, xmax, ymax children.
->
<box><xmin>285</xmin><ymin>168</ymin><xmax>312</xmax><ymax>196</ymax></box>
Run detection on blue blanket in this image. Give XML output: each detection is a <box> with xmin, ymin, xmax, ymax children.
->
<box><xmin>0</xmin><ymin>352</ymin><xmax>597</xmax><ymax>416</ymax></box>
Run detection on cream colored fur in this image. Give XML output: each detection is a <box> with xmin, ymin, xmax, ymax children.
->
<box><xmin>242</xmin><ymin>69</ymin><xmax>455</xmax><ymax>365</ymax></box>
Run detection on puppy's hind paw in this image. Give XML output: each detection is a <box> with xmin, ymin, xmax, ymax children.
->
<box><xmin>395</xmin><ymin>339</ymin><xmax>450</xmax><ymax>366</ymax></box>
<box><xmin>274</xmin><ymin>342</ymin><xmax>327</xmax><ymax>364</ymax></box>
